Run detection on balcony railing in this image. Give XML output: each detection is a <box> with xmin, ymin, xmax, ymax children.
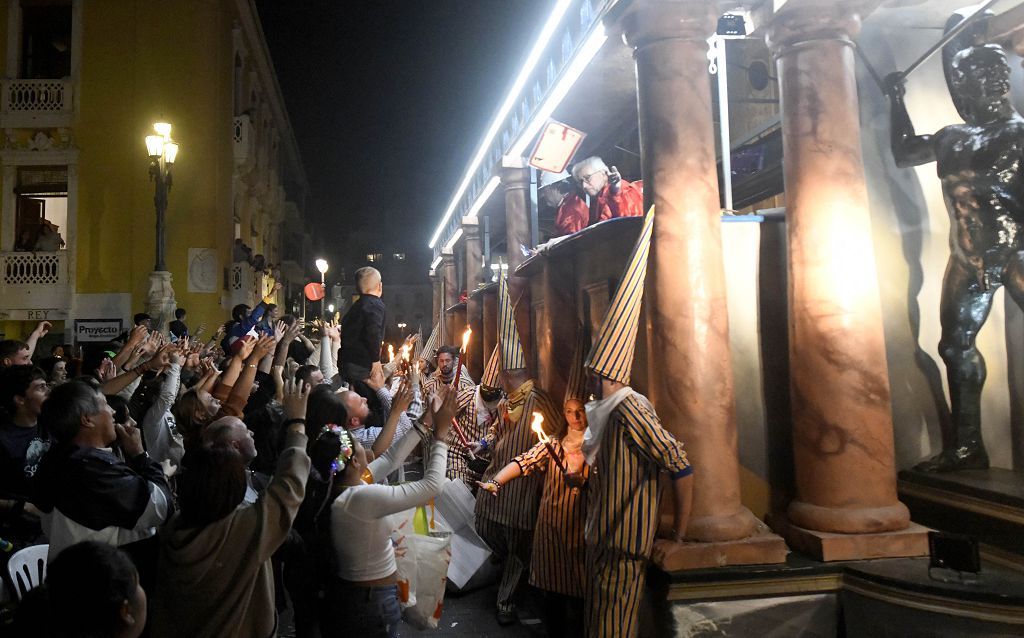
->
<box><xmin>233</xmin><ymin>115</ymin><xmax>254</xmax><ymax>166</ymax></box>
<box><xmin>0</xmin><ymin>251</ymin><xmax>71</xmax><ymax>312</ymax></box>
<box><xmin>1</xmin><ymin>78</ymin><xmax>74</xmax><ymax>127</ymax></box>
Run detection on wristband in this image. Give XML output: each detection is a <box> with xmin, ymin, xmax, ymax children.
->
<box><xmin>487</xmin><ymin>479</ymin><xmax>501</xmax><ymax>493</ymax></box>
<box><xmin>283</xmin><ymin>418</ymin><xmax>306</xmax><ymax>429</ymax></box>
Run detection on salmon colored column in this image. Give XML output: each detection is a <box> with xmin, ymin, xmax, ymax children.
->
<box><xmin>765</xmin><ymin>4</ymin><xmax>911</xmax><ymax>535</ymax></box>
<box><xmin>623</xmin><ymin>0</ymin><xmax>759</xmax><ymax>543</ymax></box>
<box><xmin>501</xmin><ymin>161</ymin><xmax>533</xmax><ymax>374</ymax></box>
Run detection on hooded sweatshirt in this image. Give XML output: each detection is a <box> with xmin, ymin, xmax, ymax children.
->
<box><xmin>151</xmin><ymin>431</ymin><xmax>310</xmax><ymax>638</ymax></box>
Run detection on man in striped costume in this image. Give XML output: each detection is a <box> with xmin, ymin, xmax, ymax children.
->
<box><xmin>422</xmin><ymin>344</ymin><xmax>475</xmax><ymax>398</ymax></box>
<box><xmin>474</xmin><ymin>273</ymin><xmax>562</xmax><ymax>625</ymax></box>
<box><xmin>581</xmin><ymin>208</ymin><xmax>694</xmax><ymax>638</ymax></box>
<box><xmin>448</xmin><ymin>344</ymin><xmax>502</xmax><ymax>488</ymax></box>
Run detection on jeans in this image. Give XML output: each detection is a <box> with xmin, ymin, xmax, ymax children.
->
<box><xmin>325</xmin><ymin>579</ymin><xmax>400</xmax><ymax>638</ymax></box>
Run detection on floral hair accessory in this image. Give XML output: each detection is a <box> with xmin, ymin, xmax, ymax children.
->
<box><xmin>319</xmin><ymin>424</ymin><xmax>354</xmax><ymax>475</ymax></box>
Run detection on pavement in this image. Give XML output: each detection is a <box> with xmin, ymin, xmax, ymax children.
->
<box><xmin>280</xmin><ymin>582</ymin><xmax>546</xmax><ymax>637</ymax></box>
<box><xmin>399</xmin><ymin>584</ymin><xmax>545</xmax><ymax>637</ymax></box>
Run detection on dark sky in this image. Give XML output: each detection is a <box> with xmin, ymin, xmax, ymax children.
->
<box><xmin>254</xmin><ymin>0</ymin><xmax>549</xmax><ymax>264</ymax></box>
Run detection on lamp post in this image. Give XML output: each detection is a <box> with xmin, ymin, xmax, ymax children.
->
<box><xmin>144</xmin><ymin>121</ymin><xmax>180</xmax><ymax>332</ymax></box>
<box><xmin>145</xmin><ymin>122</ymin><xmax>179</xmax><ymax>272</ymax></box>
<box><xmin>315</xmin><ymin>258</ymin><xmax>329</xmax><ymax>320</ymax></box>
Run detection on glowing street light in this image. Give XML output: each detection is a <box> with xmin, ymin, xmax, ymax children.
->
<box><xmin>315</xmin><ymin>258</ymin><xmax>329</xmax><ymax>319</ymax></box>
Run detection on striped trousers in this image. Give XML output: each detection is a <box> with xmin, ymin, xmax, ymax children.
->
<box><xmin>584</xmin><ymin>546</ymin><xmax>646</xmax><ymax>638</ymax></box>
<box><xmin>476</xmin><ymin>516</ymin><xmax>533</xmax><ymax>613</ymax></box>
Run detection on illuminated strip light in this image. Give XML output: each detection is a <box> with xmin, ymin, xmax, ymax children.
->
<box><xmin>428</xmin><ymin>0</ymin><xmax>575</xmax><ymax>249</ymax></box>
<box><xmin>442</xmin><ymin>228</ymin><xmax>464</xmax><ymax>254</ymax></box>
<box><xmin>509</xmin><ymin>24</ymin><xmax>608</xmax><ymax>158</ymax></box>
<box><xmin>430</xmin><ymin>256</ymin><xmax>443</xmax><ymax>270</ymax></box>
<box><xmin>465</xmin><ymin>175</ymin><xmax>500</xmax><ymax>221</ymax></box>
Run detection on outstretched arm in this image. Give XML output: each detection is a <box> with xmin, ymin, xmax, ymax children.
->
<box><xmin>885</xmin><ymin>73</ymin><xmax>935</xmax><ymax>168</ymax></box>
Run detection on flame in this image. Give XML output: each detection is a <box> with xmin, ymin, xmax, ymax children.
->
<box><xmin>531</xmin><ymin>412</ymin><xmax>548</xmax><ymax>443</ymax></box>
<box><xmin>400</xmin><ymin>344</ymin><xmax>410</xmax><ymax>363</ymax></box>
<box><xmin>388</xmin><ymin>344</ymin><xmax>395</xmax><ymax>363</ymax></box>
<box><xmin>461</xmin><ymin>326</ymin><xmax>472</xmax><ymax>353</ymax></box>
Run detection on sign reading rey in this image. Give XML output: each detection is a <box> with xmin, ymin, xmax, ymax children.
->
<box><xmin>885</xmin><ymin>7</ymin><xmax>1024</xmax><ymax>472</ymax></box>
<box><xmin>75</xmin><ymin>318</ymin><xmax>123</xmax><ymax>343</ymax></box>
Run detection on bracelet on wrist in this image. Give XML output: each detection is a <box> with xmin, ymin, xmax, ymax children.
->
<box><xmin>487</xmin><ymin>480</ymin><xmax>501</xmax><ymax>493</ymax></box>
<box><xmin>283</xmin><ymin>418</ymin><xmax>306</xmax><ymax>429</ymax></box>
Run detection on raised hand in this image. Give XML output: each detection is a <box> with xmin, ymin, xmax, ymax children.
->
<box><xmin>251</xmin><ymin>335</ymin><xmax>277</xmax><ymax>360</ymax></box>
<box><xmin>365</xmin><ymin>364</ymin><xmax>386</xmax><ymax>392</ymax></box>
<box><xmin>127</xmin><ymin>324</ymin><xmax>149</xmax><ymax>346</ymax></box>
<box><xmin>393</xmin><ymin>379</ymin><xmax>414</xmax><ymax>413</ymax></box>
<box><xmin>235</xmin><ymin>336</ymin><xmax>258</xmax><ymax>361</ymax></box>
<box><xmin>32</xmin><ymin>320</ymin><xmax>52</xmax><ymax>338</ymax></box>
<box><xmin>282</xmin><ymin>378</ymin><xmax>311</xmax><ymax>421</ymax></box>
<box><xmin>274</xmin><ymin>320</ymin><xmax>287</xmax><ymax>342</ymax></box>
<box><xmin>428</xmin><ymin>386</ymin><xmax>456</xmax><ymax>441</ymax></box>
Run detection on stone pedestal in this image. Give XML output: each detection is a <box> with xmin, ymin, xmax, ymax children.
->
<box><xmin>501</xmin><ymin>160</ymin><xmax>533</xmax><ymax>373</ymax></box>
<box><xmin>623</xmin><ymin>0</ymin><xmax>766</xmax><ymax>549</ymax></box>
<box><xmin>653</xmin><ymin>528</ymin><xmax>790</xmax><ymax>571</ymax></box>
<box><xmin>769</xmin><ymin>516</ymin><xmax>929</xmax><ymax>562</ymax></box>
<box><xmin>765</xmin><ymin>5</ymin><xmax>912</xmax><ymax>543</ymax></box>
<box><xmin>146</xmin><ymin>270</ymin><xmax>177</xmax><ymax>334</ymax></box>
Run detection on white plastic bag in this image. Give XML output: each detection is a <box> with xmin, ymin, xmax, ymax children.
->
<box><xmin>390</xmin><ymin>508</ymin><xmax>418</xmax><ymax>609</ymax></box>
<box><xmin>402</xmin><ymin>532</ymin><xmax>453</xmax><ymax>630</ymax></box>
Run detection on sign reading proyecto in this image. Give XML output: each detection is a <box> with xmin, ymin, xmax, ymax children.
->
<box><xmin>528</xmin><ymin>120</ymin><xmax>586</xmax><ymax>174</ymax></box>
<box><xmin>75</xmin><ymin>318</ymin><xmax>123</xmax><ymax>343</ymax></box>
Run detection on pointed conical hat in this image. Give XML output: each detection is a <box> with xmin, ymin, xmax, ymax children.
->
<box><xmin>498</xmin><ymin>270</ymin><xmax>526</xmax><ymax>371</ymax></box>
<box><xmin>481</xmin><ymin>343</ymin><xmax>501</xmax><ymax>389</ymax></box>
<box><xmin>584</xmin><ymin>206</ymin><xmax>654</xmax><ymax>385</ymax></box>
<box><xmin>419</xmin><ymin>322</ymin><xmax>440</xmax><ymax>363</ymax></box>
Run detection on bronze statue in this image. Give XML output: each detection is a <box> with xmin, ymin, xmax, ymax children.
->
<box><xmin>885</xmin><ymin>12</ymin><xmax>1024</xmax><ymax>472</ymax></box>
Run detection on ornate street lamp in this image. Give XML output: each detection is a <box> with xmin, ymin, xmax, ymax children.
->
<box><xmin>143</xmin><ymin>121</ymin><xmax>180</xmax><ymax>332</ymax></box>
<box><xmin>315</xmin><ymin>258</ymin><xmax>329</xmax><ymax>319</ymax></box>
<box><xmin>146</xmin><ymin>121</ymin><xmax>179</xmax><ymax>272</ymax></box>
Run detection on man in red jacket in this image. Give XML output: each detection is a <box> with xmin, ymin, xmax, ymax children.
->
<box><xmin>554</xmin><ymin>157</ymin><xmax>643</xmax><ymax>236</ymax></box>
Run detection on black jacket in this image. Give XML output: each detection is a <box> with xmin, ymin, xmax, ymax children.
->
<box><xmin>339</xmin><ymin>294</ymin><xmax>386</xmax><ymax>368</ymax></box>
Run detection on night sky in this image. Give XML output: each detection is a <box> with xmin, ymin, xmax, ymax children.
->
<box><xmin>254</xmin><ymin>0</ymin><xmax>549</xmax><ymax>270</ymax></box>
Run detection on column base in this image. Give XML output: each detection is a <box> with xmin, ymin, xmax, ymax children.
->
<box><xmin>652</xmin><ymin>528</ymin><xmax>789</xmax><ymax>571</ymax></box>
<box><xmin>145</xmin><ymin>270</ymin><xmax>177</xmax><ymax>333</ymax></box>
<box><xmin>769</xmin><ymin>514</ymin><xmax>929</xmax><ymax>562</ymax></box>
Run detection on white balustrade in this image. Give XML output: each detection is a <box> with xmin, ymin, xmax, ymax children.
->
<box><xmin>0</xmin><ymin>251</ymin><xmax>71</xmax><ymax>311</ymax></box>
<box><xmin>1</xmin><ymin>78</ymin><xmax>73</xmax><ymax>127</ymax></box>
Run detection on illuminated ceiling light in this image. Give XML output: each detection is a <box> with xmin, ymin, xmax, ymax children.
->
<box><xmin>509</xmin><ymin>24</ymin><xmax>608</xmax><ymax>157</ymax></box>
<box><xmin>430</xmin><ymin>255</ymin><xmax>443</xmax><ymax>270</ymax></box>
<box><xmin>154</xmin><ymin>122</ymin><xmax>172</xmax><ymax>137</ymax></box>
<box><xmin>428</xmin><ymin>0</ymin><xmax>575</xmax><ymax>249</ymax></box>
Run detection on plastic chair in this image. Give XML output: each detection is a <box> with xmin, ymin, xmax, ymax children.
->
<box><xmin>7</xmin><ymin>544</ymin><xmax>48</xmax><ymax>601</ymax></box>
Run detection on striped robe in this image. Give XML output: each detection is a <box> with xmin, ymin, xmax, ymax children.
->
<box><xmin>514</xmin><ymin>438</ymin><xmax>589</xmax><ymax>598</ymax></box>
<box><xmin>584</xmin><ymin>393</ymin><xmax>692</xmax><ymax>638</ymax></box>
<box><xmin>446</xmin><ymin>385</ymin><xmax>496</xmax><ymax>485</ymax></box>
<box><xmin>474</xmin><ymin>384</ymin><xmax>561</xmax><ymax>530</ymax></box>
<box><xmin>421</xmin><ymin>369</ymin><xmax>475</xmax><ymax>400</ymax></box>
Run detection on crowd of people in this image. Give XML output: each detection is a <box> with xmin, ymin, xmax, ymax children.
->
<box><xmin>0</xmin><ymin>216</ymin><xmax>694</xmax><ymax>638</ymax></box>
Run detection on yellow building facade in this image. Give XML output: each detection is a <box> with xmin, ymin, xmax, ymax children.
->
<box><xmin>0</xmin><ymin>0</ymin><xmax>308</xmax><ymax>346</ymax></box>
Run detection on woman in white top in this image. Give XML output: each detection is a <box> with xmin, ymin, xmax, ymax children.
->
<box><xmin>322</xmin><ymin>387</ymin><xmax>456</xmax><ymax>638</ymax></box>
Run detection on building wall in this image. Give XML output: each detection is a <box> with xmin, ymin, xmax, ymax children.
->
<box><xmin>0</xmin><ymin>0</ymin><xmax>306</xmax><ymax>343</ymax></box>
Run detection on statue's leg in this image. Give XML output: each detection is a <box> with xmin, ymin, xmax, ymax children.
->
<box><xmin>916</xmin><ymin>257</ymin><xmax>995</xmax><ymax>472</ymax></box>
<box><xmin>1001</xmin><ymin>252</ymin><xmax>1024</xmax><ymax>310</ymax></box>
